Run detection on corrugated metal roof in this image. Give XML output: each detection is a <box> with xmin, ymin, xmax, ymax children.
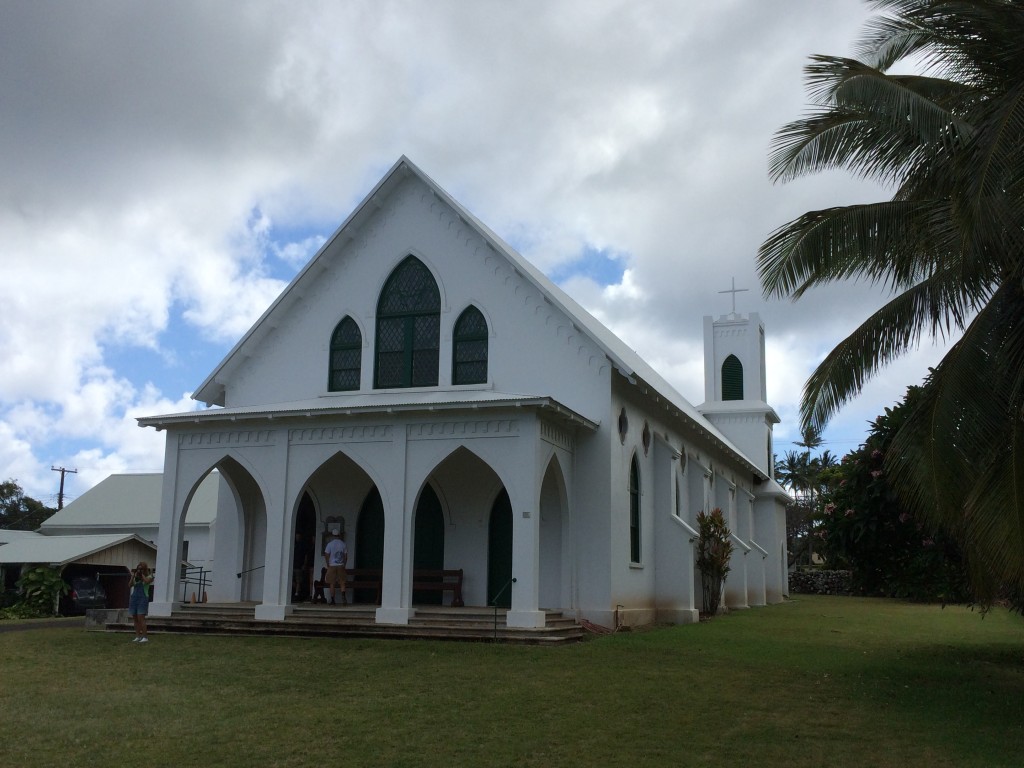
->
<box><xmin>39</xmin><ymin>472</ymin><xmax>220</xmax><ymax>530</ymax></box>
<box><xmin>0</xmin><ymin>529</ymin><xmax>44</xmax><ymax>545</ymax></box>
<box><xmin>0</xmin><ymin>534</ymin><xmax>156</xmax><ymax>565</ymax></box>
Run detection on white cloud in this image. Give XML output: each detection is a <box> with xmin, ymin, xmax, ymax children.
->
<box><xmin>4</xmin><ymin>0</ymin><xmax>947</xmax><ymax>501</ymax></box>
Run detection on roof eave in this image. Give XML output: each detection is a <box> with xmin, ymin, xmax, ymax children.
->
<box><xmin>138</xmin><ymin>396</ymin><xmax>599</xmax><ymax>432</ymax></box>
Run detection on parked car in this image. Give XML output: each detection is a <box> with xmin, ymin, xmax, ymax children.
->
<box><xmin>60</xmin><ymin>577</ymin><xmax>107</xmax><ymax>615</ymax></box>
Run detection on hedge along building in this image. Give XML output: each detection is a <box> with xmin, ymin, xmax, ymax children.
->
<box><xmin>139</xmin><ymin>157</ymin><xmax>788</xmax><ymax>629</ymax></box>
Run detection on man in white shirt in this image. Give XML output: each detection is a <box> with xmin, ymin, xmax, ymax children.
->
<box><xmin>323</xmin><ymin>529</ymin><xmax>348</xmax><ymax>606</ymax></box>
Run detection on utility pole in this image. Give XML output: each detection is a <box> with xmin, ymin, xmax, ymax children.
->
<box><xmin>51</xmin><ymin>466</ymin><xmax>77</xmax><ymax>510</ymax></box>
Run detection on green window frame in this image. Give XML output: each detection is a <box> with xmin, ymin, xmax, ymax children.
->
<box><xmin>629</xmin><ymin>456</ymin><xmax>641</xmax><ymax>564</ymax></box>
<box><xmin>722</xmin><ymin>354</ymin><xmax>744</xmax><ymax>401</ymax></box>
<box><xmin>452</xmin><ymin>305</ymin><xmax>488</xmax><ymax>385</ymax></box>
<box><xmin>329</xmin><ymin>316</ymin><xmax>362</xmax><ymax>391</ymax></box>
<box><xmin>375</xmin><ymin>256</ymin><xmax>441</xmax><ymax>388</ymax></box>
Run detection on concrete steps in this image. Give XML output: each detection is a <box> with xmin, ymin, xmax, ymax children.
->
<box><xmin>99</xmin><ymin>603</ymin><xmax>584</xmax><ymax>644</ymax></box>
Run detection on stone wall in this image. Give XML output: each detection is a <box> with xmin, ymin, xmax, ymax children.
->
<box><xmin>788</xmin><ymin>569</ymin><xmax>852</xmax><ymax>595</ymax></box>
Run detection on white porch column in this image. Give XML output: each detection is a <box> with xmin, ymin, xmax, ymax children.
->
<box><xmin>507</xmin><ymin>421</ymin><xmax>545</xmax><ymax>629</ymax></box>
<box><xmin>255</xmin><ymin>437</ymin><xmax>291</xmax><ymax>622</ymax></box>
<box><xmin>507</xmin><ymin>495</ymin><xmax>545</xmax><ymax>628</ymax></box>
<box><xmin>149</xmin><ymin>433</ymin><xmax>182</xmax><ymax>618</ymax></box>
<box><xmin>377</xmin><ymin>427</ymin><xmax>413</xmax><ymax>625</ymax></box>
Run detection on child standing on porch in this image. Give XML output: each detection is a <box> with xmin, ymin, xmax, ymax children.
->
<box><xmin>323</xmin><ymin>530</ymin><xmax>348</xmax><ymax>606</ymax></box>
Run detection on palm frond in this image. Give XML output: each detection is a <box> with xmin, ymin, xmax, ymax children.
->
<box><xmin>770</xmin><ymin>56</ymin><xmax>971</xmax><ymax>184</ymax></box>
<box><xmin>758</xmin><ymin>199</ymin><xmax>969</xmax><ymax>300</ymax></box>
<box><xmin>799</xmin><ymin>275</ymin><xmax>978</xmax><ymax>432</ymax></box>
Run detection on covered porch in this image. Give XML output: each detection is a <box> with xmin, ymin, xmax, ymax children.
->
<box><xmin>143</xmin><ymin>396</ymin><xmax>595</xmax><ymax>631</ymax></box>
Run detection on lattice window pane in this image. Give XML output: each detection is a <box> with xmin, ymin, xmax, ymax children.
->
<box><xmin>454</xmin><ymin>306</ymin><xmax>487</xmax><ymax>338</ymax></box>
<box><xmin>377</xmin><ymin>318</ymin><xmax>405</xmax><ymax>352</ymax></box>
<box><xmin>455</xmin><ymin>339</ymin><xmax>486</xmax><ymax>364</ymax></box>
<box><xmin>379</xmin><ymin>258</ymin><xmax>440</xmax><ymax>314</ymax></box>
<box><xmin>331</xmin><ymin>368</ymin><xmax>360</xmax><ymax>391</ymax></box>
<box><xmin>375</xmin><ymin>257</ymin><xmax>441</xmax><ymax>388</ymax></box>
<box><xmin>377</xmin><ymin>352</ymin><xmax>404</xmax><ymax>388</ymax></box>
<box><xmin>413</xmin><ymin>315</ymin><xmax>440</xmax><ymax>348</ymax></box>
<box><xmin>454</xmin><ymin>360</ymin><xmax>487</xmax><ymax>384</ymax></box>
<box><xmin>332</xmin><ymin>317</ymin><xmax>361</xmax><ymax>347</ymax></box>
<box><xmin>329</xmin><ymin>316</ymin><xmax>362</xmax><ymax>392</ymax></box>
<box><xmin>411</xmin><ymin>348</ymin><xmax>439</xmax><ymax>387</ymax></box>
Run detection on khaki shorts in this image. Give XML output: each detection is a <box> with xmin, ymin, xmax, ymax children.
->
<box><xmin>325</xmin><ymin>565</ymin><xmax>347</xmax><ymax>589</ymax></box>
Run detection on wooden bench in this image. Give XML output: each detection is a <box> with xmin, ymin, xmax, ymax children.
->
<box><xmin>412</xmin><ymin>569</ymin><xmax>465</xmax><ymax>607</ymax></box>
<box><xmin>312</xmin><ymin>567</ymin><xmax>463</xmax><ymax>607</ymax></box>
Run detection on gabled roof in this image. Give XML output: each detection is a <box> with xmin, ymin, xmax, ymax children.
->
<box><xmin>0</xmin><ymin>533</ymin><xmax>156</xmax><ymax>566</ymax></box>
<box><xmin>40</xmin><ymin>472</ymin><xmax>219</xmax><ymax>530</ymax></box>
<box><xmin>179</xmin><ymin>156</ymin><xmax>769</xmax><ymax>480</ymax></box>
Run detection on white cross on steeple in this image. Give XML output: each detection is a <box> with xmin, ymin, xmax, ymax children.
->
<box><xmin>718</xmin><ymin>277</ymin><xmax>749</xmax><ymax>313</ymax></box>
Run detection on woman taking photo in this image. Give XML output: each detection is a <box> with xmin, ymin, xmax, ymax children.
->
<box><xmin>129</xmin><ymin>562</ymin><xmax>154</xmax><ymax>643</ymax></box>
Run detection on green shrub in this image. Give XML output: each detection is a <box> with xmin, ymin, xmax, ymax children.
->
<box><xmin>15</xmin><ymin>566</ymin><xmax>67</xmax><ymax>616</ymax></box>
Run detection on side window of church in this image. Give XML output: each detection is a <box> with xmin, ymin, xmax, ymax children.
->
<box><xmin>375</xmin><ymin>256</ymin><xmax>441</xmax><ymax>388</ymax></box>
<box><xmin>452</xmin><ymin>305</ymin><xmax>488</xmax><ymax>385</ymax></box>
<box><xmin>629</xmin><ymin>456</ymin><xmax>641</xmax><ymax>563</ymax></box>
<box><xmin>722</xmin><ymin>354</ymin><xmax>743</xmax><ymax>400</ymax></box>
<box><xmin>329</xmin><ymin>316</ymin><xmax>362</xmax><ymax>391</ymax></box>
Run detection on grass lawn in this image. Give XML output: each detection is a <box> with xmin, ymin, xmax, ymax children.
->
<box><xmin>1</xmin><ymin>595</ymin><xmax>1021</xmax><ymax>767</ymax></box>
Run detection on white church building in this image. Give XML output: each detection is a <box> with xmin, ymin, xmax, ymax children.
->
<box><xmin>140</xmin><ymin>157</ymin><xmax>788</xmax><ymax>630</ymax></box>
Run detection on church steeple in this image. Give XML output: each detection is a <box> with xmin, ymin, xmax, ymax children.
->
<box><xmin>698</xmin><ymin>306</ymin><xmax>778</xmax><ymax>476</ymax></box>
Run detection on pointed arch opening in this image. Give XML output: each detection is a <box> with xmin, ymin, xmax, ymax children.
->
<box><xmin>194</xmin><ymin>456</ymin><xmax>267</xmax><ymax>604</ymax></box>
<box><xmin>539</xmin><ymin>454</ymin><xmax>570</xmax><ymax>611</ymax></box>
<box><xmin>355</xmin><ymin>487</ymin><xmax>385</xmax><ymax>604</ymax></box>
<box><xmin>375</xmin><ymin>255</ymin><xmax>440</xmax><ymax>388</ymax></box>
<box><xmin>722</xmin><ymin>354</ymin><xmax>744</xmax><ymax>401</ymax></box>
<box><xmin>487</xmin><ymin>488</ymin><xmax>514</xmax><ymax>608</ymax></box>
<box><xmin>291</xmin><ymin>492</ymin><xmax>317</xmax><ymax>602</ymax></box>
<box><xmin>413</xmin><ymin>484</ymin><xmax>445</xmax><ymax>604</ymax></box>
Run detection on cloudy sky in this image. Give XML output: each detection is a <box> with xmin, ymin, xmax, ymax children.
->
<box><xmin>1</xmin><ymin>0</ymin><xmax>949</xmax><ymax>505</ymax></box>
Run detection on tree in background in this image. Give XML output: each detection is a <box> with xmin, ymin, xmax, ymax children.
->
<box><xmin>818</xmin><ymin>387</ymin><xmax>970</xmax><ymax>602</ymax></box>
<box><xmin>759</xmin><ymin>0</ymin><xmax>1024</xmax><ymax>605</ymax></box>
<box><xmin>0</xmin><ymin>480</ymin><xmax>55</xmax><ymax>531</ymax></box>
<box><xmin>775</xmin><ymin>443</ymin><xmax>838</xmax><ymax>566</ymax></box>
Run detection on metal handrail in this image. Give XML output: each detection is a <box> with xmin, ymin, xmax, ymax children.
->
<box><xmin>180</xmin><ymin>566</ymin><xmax>212</xmax><ymax>603</ymax></box>
<box><xmin>488</xmin><ymin>577</ymin><xmax>516</xmax><ymax>641</ymax></box>
<box><xmin>235</xmin><ymin>565</ymin><xmax>265</xmax><ymax>578</ymax></box>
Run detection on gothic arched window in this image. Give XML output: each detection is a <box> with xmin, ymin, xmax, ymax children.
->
<box><xmin>722</xmin><ymin>354</ymin><xmax>744</xmax><ymax>401</ymax></box>
<box><xmin>375</xmin><ymin>256</ymin><xmax>440</xmax><ymax>388</ymax></box>
<box><xmin>452</xmin><ymin>305</ymin><xmax>488</xmax><ymax>385</ymax></box>
<box><xmin>329</xmin><ymin>316</ymin><xmax>362</xmax><ymax>391</ymax></box>
<box><xmin>629</xmin><ymin>455</ymin><xmax>641</xmax><ymax>564</ymax></box>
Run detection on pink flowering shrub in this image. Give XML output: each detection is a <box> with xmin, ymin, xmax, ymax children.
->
<box><xmin>817</xmin><ymin>387</ymin><xmax>969</xmax><ymax>603</ymax></box>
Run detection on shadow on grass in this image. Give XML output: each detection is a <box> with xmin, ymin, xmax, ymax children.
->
<box><xmin>839</xmin><ymin>641</ymin><xmax>1024</xmax><ymax>764</ymax></box>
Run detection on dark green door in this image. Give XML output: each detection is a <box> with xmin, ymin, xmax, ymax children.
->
<box><xmin>294</xmin><ymin>492</ymin><xmax>317</xmax><ymax>600</ymax></box>
<box><xmin>487</xmin><ymin>489</ymin><xmax>513</xmax><ymax>608</ymax></box>
<box><xmin>355</xmin><ymin>487</ymin><xmax>384</xmax><ymax>604</ymax></box>
<box><xmin>413</xmin><ymin>485</ymin><xmax>445</xmax><ymax>604</ymax></box>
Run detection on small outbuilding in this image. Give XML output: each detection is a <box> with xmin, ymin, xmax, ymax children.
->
<box><xmin>0</xmin><ymin>533</ymin><xmax>157</xmax><ymax>609</ymax></box>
